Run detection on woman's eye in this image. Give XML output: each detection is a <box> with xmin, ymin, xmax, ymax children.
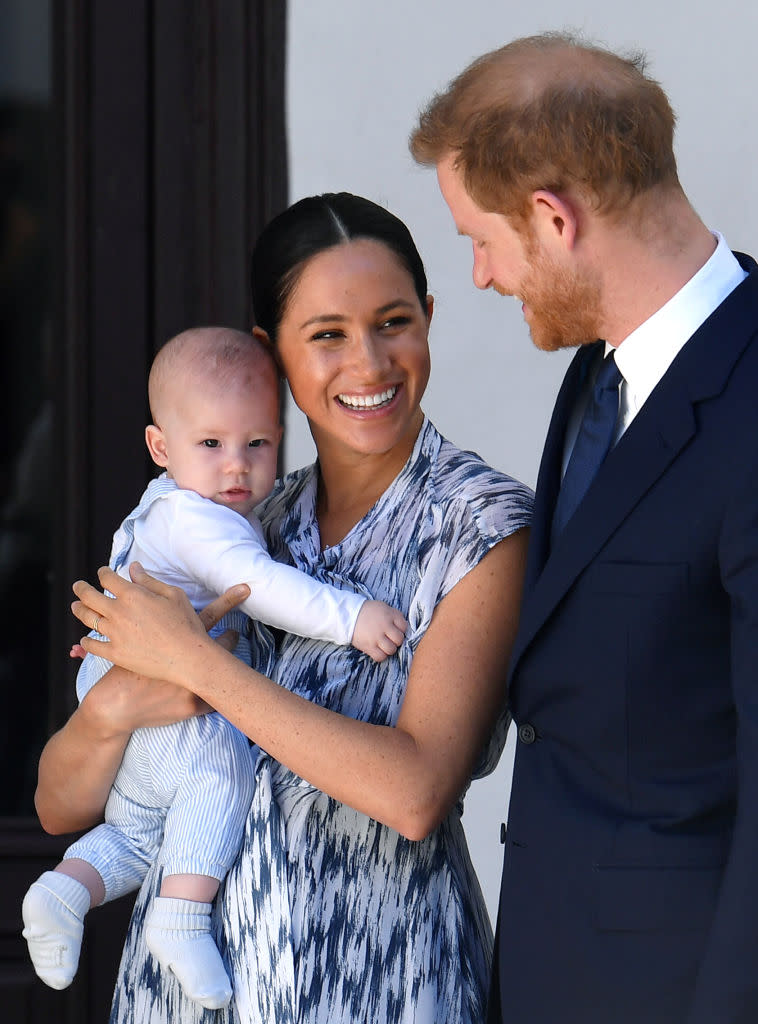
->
<box><xmin>202</xmin><ymin>439</ymin><xmax>220</xmax><ymax>448</ymax></box>
<box><xmin>380</xmin><ymin>316</ymin><xmax>411</xmax><ymax>331</ymax></box>
<box><xmin>249</xmin><ymin>439</ymin><xmax>264</xmax><ymax>448</ymax></box>
<box><xmin>311</xmin><ymin>330</ymin><xmax>340</xmax><ymax>341</ymax></box>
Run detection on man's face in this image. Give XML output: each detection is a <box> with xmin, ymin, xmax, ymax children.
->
<box><xmin>435</xmin><ymin>154</ymin><xmax>602</xmax><ymax>351</ymax></box>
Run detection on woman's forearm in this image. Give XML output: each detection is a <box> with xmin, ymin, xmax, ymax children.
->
<box><xmin>178</xmin><ymin>641</ymin><xmax>430</xmax><ymax>833</ymax></box>
<box><xmin>74</xmin><ymin>539</ymin><xmax>525</xmax><ymax>839</ymax></box>
<box><xmin>35</xmin><ymin>664</ymin><xmax>210</xmax><ymax>834</ymax></box>
<box><xmin>35</xmin><ymin>700</ymin><xmax>129</xmax><ymax>834</ymax></box>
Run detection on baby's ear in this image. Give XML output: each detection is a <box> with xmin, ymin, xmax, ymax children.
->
<box><xmin>145</xmin><ymin>424</ymin><xmax>170</xmax><ymax>468</ymax></box>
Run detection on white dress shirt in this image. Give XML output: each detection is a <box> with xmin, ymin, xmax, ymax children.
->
<box><xmin>561</xmin><ymin>232</ymin><xmax>748</xmax><ymax>477</ymax></box>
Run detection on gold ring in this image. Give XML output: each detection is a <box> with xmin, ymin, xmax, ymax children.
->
<box><xmin>93</xmin><ymin>615</ymin><xmax>100</xmax><ymax>634</ymax></box>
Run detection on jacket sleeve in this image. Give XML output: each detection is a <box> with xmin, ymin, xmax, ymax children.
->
<box><xmin>688</xmin><ymin>454</ymin><xmax>758</xmax><ymax>1023</ymax></box>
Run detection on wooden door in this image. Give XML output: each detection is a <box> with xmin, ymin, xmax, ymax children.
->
<box><xmin>0</xmin><ymin>2</ymin><xmax>287</xmax><ymax>1020</ymax></box>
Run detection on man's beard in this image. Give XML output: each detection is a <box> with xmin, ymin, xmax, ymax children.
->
<box><xmin>520</xmin><ymin>243</ymin><xmax>603</xmax><ymax>352</ymax></box>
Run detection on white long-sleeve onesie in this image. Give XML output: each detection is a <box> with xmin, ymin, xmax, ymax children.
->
<box><xmin>66</xmin><ymin>475</ymin><xmax>366</xmax><ymax>901</ymax></box>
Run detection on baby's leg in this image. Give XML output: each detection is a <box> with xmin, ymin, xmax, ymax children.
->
<box><xmin>145</xmin><ymin>874</ymin><xmax>231</xmax><ymax>1010</ymax></box>
<box><xmin>21</xmin><ymin>859</ymin><xmax>104</xmax><ymax>989</ymax></box>
<box><xmin>143</xmin><ymin>712</ymin><xmax>254</xmax><ymax>1010</ymax></box>
<box><xmin>143</xmin><ymin>714</ymin><xmax>254</xmax><ymax>1009</ymax></box>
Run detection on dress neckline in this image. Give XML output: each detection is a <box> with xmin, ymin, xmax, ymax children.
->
<box><xmin>280</xmin><ymin>416</ymin><xmax>440</xmax><ymax>568</ymax></box>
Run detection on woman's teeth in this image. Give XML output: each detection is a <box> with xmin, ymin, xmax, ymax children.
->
<box><xmin>338</xmin><ymin>386</ymin><xmax>397</xmax><ymax>409</ymax></box>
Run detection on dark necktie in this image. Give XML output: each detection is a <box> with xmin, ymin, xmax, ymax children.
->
<box><xmin>551</xmin><ymin>349</ymin><xmax>622</xmax><ymax>542</ymax></box>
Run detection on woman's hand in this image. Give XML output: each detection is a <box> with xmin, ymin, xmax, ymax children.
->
<box><xmin>71</xmin><ymin>563</ymin><xmax>250</xmax><ymax>686</ymax></box>
<box><xmin>36</xmin><ymin>567</ymin><xmax>250</xmax><ymax>834</ymax></box>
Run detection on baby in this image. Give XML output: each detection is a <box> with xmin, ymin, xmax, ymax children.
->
<box><xmin>22</xmin><ymin>327</ymin><xmax>406</xmax><ymax>1009</ymax></box>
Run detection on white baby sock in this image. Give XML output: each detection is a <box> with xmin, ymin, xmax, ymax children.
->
<box><xmin>22</xmin><ymin>871</ymin><xmax>91</xmax><ymax>990</ymax></box>
<box><xmin>145</xmin><ymin>896</ymin><xmax>232</xmax><ymax>1010</ymax></box>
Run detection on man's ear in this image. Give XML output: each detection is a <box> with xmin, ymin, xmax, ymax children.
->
<box><xmin>530</xmin><ymin>189</ymin><xmax>579</xmax><ymax>251</ymax></box>
<box><xmin>145</xmin><ymin>424</ymin><xmax>170</xmax><ymax>468</ymax></box>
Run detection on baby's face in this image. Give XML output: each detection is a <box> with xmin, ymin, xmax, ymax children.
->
<box><xmin>158</xmin><ymin>377</ymin><xmax>282</xmax><ymax>518</ymax></box>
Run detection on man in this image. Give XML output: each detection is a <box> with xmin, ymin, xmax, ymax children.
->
<box><xmin>411</xmin><ymin>32</ymin><xmax>758</xmax><ymax>1024</ymax></box>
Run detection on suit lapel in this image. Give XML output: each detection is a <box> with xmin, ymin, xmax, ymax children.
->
<box><xmin>510</xmin><ymin>259</ymin><xmax>758</xmax><ymax>680</ymax></box>
<box><xmin>523</xmin><ymin>342</ymin><xmax>600</xmax><ymax>591</ymax></box>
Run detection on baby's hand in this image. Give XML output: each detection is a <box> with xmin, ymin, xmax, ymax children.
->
<box><xmin>69</xmin><ymin>643</ymin><xmax>87</xmax><ymax>660</ymax></box>
<box><xmin>351</xmin><ymin>600</ymin><xmax>407</xmax><ymax>663</ymax></box>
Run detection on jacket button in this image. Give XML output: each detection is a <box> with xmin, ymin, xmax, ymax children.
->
<box><xmin>518</xmin><ymin>723</ymin><xmax>536</xmax><ymax>745</ymax></box>
<box><xmin>500</xmin><ymin>822</ymin><xmax>507</xmax><ymax>844</ymax></box>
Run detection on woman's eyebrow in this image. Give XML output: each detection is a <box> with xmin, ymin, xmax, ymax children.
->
<box><xmin>299</xmin><ymin>300</ymin><xmax>416</xmax><ymax>330</ymax></box>
<box><xmin>375</xmin><ymin>300</ymin><xmax>416</xmax><ymax>315</ymax></box>
<box><xmin>299</xmin><ymin>313</ymin><xmax>348</xmax><ymax>329</ymax></box>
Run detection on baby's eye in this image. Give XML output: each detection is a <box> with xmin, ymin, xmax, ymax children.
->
<box><xmin>249</xmin><ymin>439</ymin><xmax>264</xmax><ymax>448</ymax></box>
<box><xmin>202</xmin><ymin>439</ymin><xmax>220</xmax><ymax>448</ymax></box>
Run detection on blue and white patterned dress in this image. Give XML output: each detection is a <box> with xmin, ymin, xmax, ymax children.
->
<box><xmin>108</xmin><ymin>419</ymin><xmax>533</xmax><ymax>1023</ymax></box>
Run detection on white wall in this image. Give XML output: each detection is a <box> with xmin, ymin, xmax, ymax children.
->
<box><xmin>286</xmin><ymin>0</ymin><xmax>758</xmax><ymax>923</ymax></box>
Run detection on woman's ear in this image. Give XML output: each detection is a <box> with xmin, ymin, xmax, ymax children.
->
<box><xmin>252</xmin><ymin>325</ymin><xmax>284</xmax><ymax>376</ymax></box>
<box><xmin>425</xmin><ymin>294</ymin><xmax>434</xmax><ymax>327</ymax></box>
<box><xmin>145</xmin><ymin>424</ymin><xmax>170</xmax><ymax>469</ymax></box>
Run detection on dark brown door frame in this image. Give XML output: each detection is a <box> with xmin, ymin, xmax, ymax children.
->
<box><xmin>57</xmin><ymin>0</ymin><xmax>289</xmax><ymax>649</ymax></box>
<box><xmin>4</xmin><ymin>3</ymin><xmax>287</xmax><ymax>1021</ymax></box>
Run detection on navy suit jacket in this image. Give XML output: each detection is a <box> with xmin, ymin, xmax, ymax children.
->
<box><xmin>490</xmin><ymin>254</ymin><xmax>758</xmax><ymax>1024</ymax></box>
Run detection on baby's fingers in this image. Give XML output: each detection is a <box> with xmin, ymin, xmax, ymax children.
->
<box><xmin>386</xmin><ymin>620</ymin><xmax>407</xmax><ymax>647</ymax></box>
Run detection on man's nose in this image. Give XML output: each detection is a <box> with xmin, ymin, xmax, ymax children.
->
<box><xmin>472</xmin><ymin>245</ymin><xmax>492</xmax><ymax>290</ymax></box>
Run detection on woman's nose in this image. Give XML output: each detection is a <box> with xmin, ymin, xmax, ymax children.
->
<box><xmin>351</xmin><ymin>331</ymin><xmax>390</xmax><ymax>374</ymax></box>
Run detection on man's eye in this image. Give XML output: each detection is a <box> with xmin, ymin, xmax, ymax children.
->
<box><xmin>249</xmin><ymin>439</ymin><xmax>264</xmax><ymax>448</ymax></box>
<box><xmin>202</xmin><ymin>439</ymin><xmax>220</xmax><ymax>448</ymax></box>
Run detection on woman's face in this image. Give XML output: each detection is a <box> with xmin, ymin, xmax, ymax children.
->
<box><xmin>272</xmin><ymin>239</ymin><xmax>432</xmax><ymax>462</ymax></box>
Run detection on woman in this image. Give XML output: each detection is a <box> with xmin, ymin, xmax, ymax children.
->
<box><xmin>39</xmin><ymin>194</ymin><xmax>533</xmax><ymax>1022</ymax></box>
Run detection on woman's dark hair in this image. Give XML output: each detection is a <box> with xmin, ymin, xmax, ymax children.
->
<box><xmin>251</xmin><ymin>193</ymin><xmax>428</xmax><ymax>341</ymax></box>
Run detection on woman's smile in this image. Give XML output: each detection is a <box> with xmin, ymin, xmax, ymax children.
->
<box><xmin>336</xmin><ymin>384</ymin><xmax>399</xmax><ymax>411</ymax></box>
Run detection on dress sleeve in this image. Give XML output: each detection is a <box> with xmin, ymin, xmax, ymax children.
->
<box><xmin>405</xmin><ymin>466</ymin><xmax>532</xmax><ymax>780</ymax></box>
<box><xmin>406</xmin><ymin>466</ymin><xmax>533</xmax><ymax>641</ymax></box>
<box><xmin>437</xmin><ymin>473</ymin><xmax>533</xmax><ymax>605</ymax></box>
<box><xmin>163</xmin><ymin>493</ymin><xmax>365</xmax><ymax>646</ymax></box>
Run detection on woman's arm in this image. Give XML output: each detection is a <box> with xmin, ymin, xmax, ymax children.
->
<box><xmin>73</xmin><ymin>533</ymin><xmax>528</xmax><ymax>840</ymax></box>
<box><xmin>36</xmin><ymin>587</ymin><xmax>248</xmax><ymax>834</ymax></box>
<box><xmin>35</xmin><ymin>668</ymin><xmax>209</xmax><ymax>834</ymax></box>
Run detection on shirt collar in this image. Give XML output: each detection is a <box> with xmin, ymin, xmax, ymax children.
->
<box><xmin>607</xmin><ymin>232</ymin><xmax>747</xmax><ymax>408</ymax></box>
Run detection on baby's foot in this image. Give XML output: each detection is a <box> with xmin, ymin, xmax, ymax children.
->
<box><xmin>145</xmin><ymin>896</ymin><xmax>231</xmax><ymax>1009</ymax></box>
<box><xmin>22</xmin><ymin>871</ymin><xmax>90</xmax><ymax>989</ymax></box>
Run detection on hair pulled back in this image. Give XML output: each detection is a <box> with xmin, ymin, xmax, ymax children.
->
<box><xmin>251</xmin><ymin>193</ymin><xmax>428</xmax><ymax>341</ymax></box>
